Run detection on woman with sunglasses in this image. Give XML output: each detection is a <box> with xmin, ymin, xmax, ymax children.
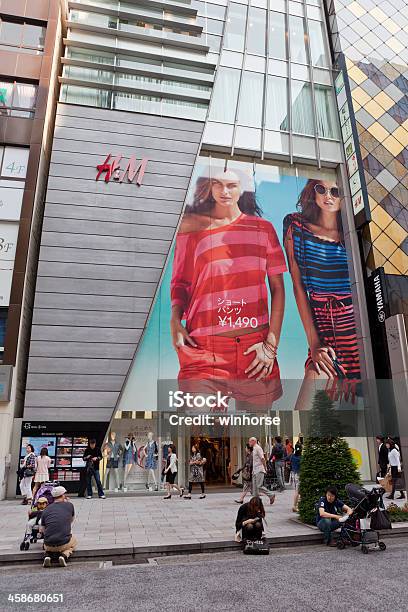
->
<box><xmin>283</xmin><ymin>180</ymin><xmax>360</xmax><ymax>409</ymax></box>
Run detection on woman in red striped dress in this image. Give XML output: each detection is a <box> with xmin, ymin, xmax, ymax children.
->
<box><xmin>170</xmin><ymin>167</ymin><xmax>287</xmax><ymax>409</ymax></box>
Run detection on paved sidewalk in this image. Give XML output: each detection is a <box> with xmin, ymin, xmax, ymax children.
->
<box><xmin>2</xmin><ymin>489</ymin><xmax>407</xmax><ymax>558</ymax></box>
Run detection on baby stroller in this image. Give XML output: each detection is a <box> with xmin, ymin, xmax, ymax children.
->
<box><xmin>19</xmin><ymin>481</ymin><xmax>59</xmax><ymax>551</ymax></box>
<box><xmin>337</xmin><ymin>483</ymin><xmax>389</xmax><ymax>554</ymax></box>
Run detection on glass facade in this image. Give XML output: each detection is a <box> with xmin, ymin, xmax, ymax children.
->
<box><xmin>62</xmin><ymin>0</ymin><xmax>215</xmax><ymax>121</ymax></box>
<box><xmin>205</xmin><ymin>0</ymin><xmax>341</xmax><ymax>161</ymax></box>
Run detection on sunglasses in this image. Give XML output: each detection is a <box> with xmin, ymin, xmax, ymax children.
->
<box><xmin>314</xmin><ymin>184</ymin><xmax>340</xmax><ymax>198</ymax></box>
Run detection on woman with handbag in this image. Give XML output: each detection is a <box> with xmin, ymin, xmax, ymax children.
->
<box><xmin>386</xmin><ymin>439</ymin><xmax>405</xmax><ymax>500</ymax></box>
<box><xmin>19</xmin><ymin>444</ymin><xmax>36</xmax><ymax>505</ymax></box>
<box><xmin>233</xmin><ymin>444</ymin><xmax>253</xmax><ymax>504</ymax></box>
<box><xmin>183</xmin><ymin>444</ymin><xmax>206</xmax><ymax>499</ymax></box>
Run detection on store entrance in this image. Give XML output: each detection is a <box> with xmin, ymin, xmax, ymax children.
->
<box><xmin>190</xmin><ymin>435</ymin><xmax>231</xmax><ymax>486</ymax></box>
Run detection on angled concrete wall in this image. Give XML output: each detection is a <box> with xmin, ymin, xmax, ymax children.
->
<box><xmin>24</xmin><ymin>103</ymin><xmax>203</xmax><ymax>421</ymax></box>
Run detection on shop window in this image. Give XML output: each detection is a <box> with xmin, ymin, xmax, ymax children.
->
<box><xmin>0</xmin><ymin>147</ymin><xmax>29</xmax><ymax>180</ymax></box>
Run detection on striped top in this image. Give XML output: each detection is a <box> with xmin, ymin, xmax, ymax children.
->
<box><xmin>171</xmin><ymin>213</ymin><xmax>287</xmax><ymax>337</ymax></box>
<box><xmin>283</xmin><ymin>213</ymin><xmax>351</xmax><ymax>295</ymax></box>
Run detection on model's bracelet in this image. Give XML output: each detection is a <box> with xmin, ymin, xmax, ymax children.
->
<box><xmin>264</xmin><ymin>339</ymin><xmax>278</xmax><ymax>353</ymax></box>
<box><xmin>262</xmin><ymin>341</ymin><xmax>277</xmax><ymax>359</ymax></box>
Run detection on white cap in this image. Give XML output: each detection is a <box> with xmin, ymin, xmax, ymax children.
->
<box><xmin>51</xmin><ymin>486</ymin><xmax>67</xmax><ymax>498</ymax></box>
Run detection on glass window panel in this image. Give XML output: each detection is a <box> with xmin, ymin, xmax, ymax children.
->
<box><xmin>68</xmin><ymin>48</ymin><xmax>115</xmax><ymax>64</ymax></box>
<box><xmin>119</xmin><ymin>54</ymin><xmax>161</xmax><ymax>69</ymax></box>
<box><xmin>268</xmin><ymin>59</ymin><xmax>288</xmax><ymax>77</ymax></box>
<box><xmin>60</xmin><ymin>84</ymin><xmax>111</xmax><ymax>108</ymax></box>
<box><xmin>237</xmin><ymin>71</ymin><xmax>264</xmax><ymax>128</ymax></box>
<box><xmin>266</xmin><ymin>76</ymin><xmax>288</xmax><ymax>131</ymax></box>
<box><xmin>0</xmin><ymin>82</ymin><xmax>13</xmax><ymax>113</ymax></box>
<box><xmin>289</xmin><ymin>1</ymin><xmax>304</xmax><ymax>17</ymax></box>
<box><xmin>0</xmin><ymin>20</ymin><xmax>23</xmax><ymax>46</ymax></box>
<box><xmin>247</xmin><ymin>7</ymin><xmax>266</xmax><ymax>55</ymax></box>
<box><xmin>13</xmin><ymin>83</ymin><xmax>37</xmax><ymax>110</ymax></box>
<box><xmin>209</xmin><ymin>66</ymin><xmax>240</xmax><ymax>123</ymax></box>
<box><xmin>315</xmin><ymin>85</ymin><xmax>339</xmax><ymax>139</ymax></box>
<box><xmin>162</xmin><ymin>98</ymin><xmax>207</xmax><ymax>120</ymax></box>
<box><xmin>224</xmin><ymin>3</ymin><xmax>247</xmax><ymax>52</ymax></box>
<box><xmin>291</xmin><ymin>80</ymin><xmax>314</xmax><ymax>135</ymax></box>
<box><xmin>22</xmin><ymin>24</ymin><xmax>46</xmax><ymax>48</ymax></box>
<box><xmin>289</xmin><ymin>16</ymin><xmax>308</xmax><ymax>64</ymax></box>
<box><xmin>206</xmin><ymin>18</ymin><xmax>224</xmax><ymax>35</ymax></box>
<box><xmin>65</xmin><ymin>65</ymin><xmax>114</xmax><ymax>84</ymax></box>
<box><xmin>308</xmin><ymin>19</ymin><xmax>328</xmax><ymax>67</ymax></box>
<box><xmin>269</xmin><ymin>11</ymin><xmax>286</xmax><ymax>60</ymax></box>
<box><xmin>2</xmin><ymin>147</ymin><xmax>29</xmax><ymax>179</ymax></box>
<box><xmin>206</xmin><ymin>4</ymin><xmax>227</xmax><ymax>20</ymax></box>
<box><xmin>207</xmin><ymin>33</ymin><xmax>222</xmax><ymax>53</ymax></box>
<box><xmin>114</xmin><ymin>92</ymin><xmax>161</xmax><ymax>114</ymax></box>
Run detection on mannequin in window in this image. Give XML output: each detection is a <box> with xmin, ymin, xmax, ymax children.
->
<box><xmin>144</xmin><ymin>432</ymin><xmax>158</xmax><ymax>491</ymax></box>
<box><xmin>122</xmin><ymin>433</ymin><xmax>137</xmax><ymax>492</ymax></box>
<box><xmin>103</xmin><ymin>431</ymin><xmax>122</xmax><ymax>491</ymax></box>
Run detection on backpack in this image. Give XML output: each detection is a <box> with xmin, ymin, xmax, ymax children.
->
<box><xmin>273</xmin><ymin>444</ymin><xmax>284</xmax><ymax>461</ymax></box>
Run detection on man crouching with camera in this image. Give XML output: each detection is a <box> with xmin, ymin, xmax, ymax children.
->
<box><xmin>41</xmin><ymin>486</ymin><xmax>77</xmax><ymax>568</ymax></box>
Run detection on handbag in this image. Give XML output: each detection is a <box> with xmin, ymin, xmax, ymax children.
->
<box><xmin>370</xmin><ymin>508</ymin><xmax>392</xmax><ymax>531</ymax></box>
<box><xmin>231</xmin><ymin>471</ymin><xmax>240</xmax><ymax>481</ymax></box>
<box><xmin>243</xmin><ymin>540</ymin><xmax>270</xmax><ymax>555</ymax></box>
<box><xmin>24</xmin><ymin>468</ymin><xmax>35</xmax><ymax>477</ymax></box>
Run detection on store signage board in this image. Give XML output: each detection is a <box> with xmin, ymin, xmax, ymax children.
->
<box><xmin>96</xmin><ymin>153</ymin><xmax>149</xmax><ymax>185</ymax></box>
<box><xmin>0</xmin><ymin>365</ymin><xmax>12</xmax><ymax>401</ymax></box>
<box><xmin>335</xmin><ymin>54</ymin><xmax>370</xmax><ymax>227</ymax></box>
<box><xmin>0</xmin><ymin>182</ymin><xmax>24</xmax><ymax>221</ymax></box>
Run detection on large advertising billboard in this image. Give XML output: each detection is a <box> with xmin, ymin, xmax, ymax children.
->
<box><xmin>118</xmin><ymin>156</ymin><xmax>362</xmax><ymax>415</ymax></box>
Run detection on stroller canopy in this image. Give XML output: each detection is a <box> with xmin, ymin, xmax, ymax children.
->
<box><xmin>346</xmin><ymin>483</ymin><xmax>368</xmax><ymax>503</ymax></box>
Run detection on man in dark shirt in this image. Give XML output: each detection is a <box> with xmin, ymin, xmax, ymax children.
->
<box><xmin>316</xmin><ymin>486</ymin><xmax>352</xmax><ymax>546</ymax></box>
<box><xmin>41</xmin><ymin>486</ymin><xmax>76</xmax><ymax>567</ymax></box>
<box><xmin>83</xmin><ymin>438</ymin><xmax>105</xmax><ymax>499</ymax></box>
<box><xmin>376</xmin><ymin>435</ymin><xmax>389</xmax><ymax>478</ymax></box>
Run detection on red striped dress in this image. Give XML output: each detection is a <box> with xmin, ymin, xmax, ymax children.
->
<box><xmin>171</xmin><ymin>213</ymin><xmax>287</xmax><ymax>337</ymax></box>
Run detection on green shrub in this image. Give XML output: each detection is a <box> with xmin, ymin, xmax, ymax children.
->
<box><xmin>298</xmin><ymin>390</ymin><xmax>361</xmax><ymax>524</ymax></box>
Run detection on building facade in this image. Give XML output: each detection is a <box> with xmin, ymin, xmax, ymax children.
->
<box><xmin>0</xmin><ymin>0</ymin><xmax>65</xmax><ymax>498</ymax></box>
<box><xmin>9</xmin><ymin>0</ymin><xmax>408</xmax><ymax>495</ymax></box>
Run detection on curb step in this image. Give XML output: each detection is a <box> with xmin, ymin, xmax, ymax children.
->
<box><xmin>1</xmin><ymin>525</ymin><xmax>407</xmax><ymax>566</ymax></box>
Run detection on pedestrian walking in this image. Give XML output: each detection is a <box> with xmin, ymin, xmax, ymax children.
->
<box><xmin>163</xmin><ymin>445</ymin><xmax>184</xmax><ymax>499</ymax></box>
<box><xmin>248</xmin><ymin>437</ymin><xmax>275</xmax><ymax>504</ymax></box>
<box><xmin>233</xmin><ymin>444</ymin><xmax>253</xmax><ymax>504</ymax></box>
<box><xmin>19</xmin><ymin>444</ymin><xmax>36</xmax><ymax>505</ymax></box>
<box><xmin>183</xmin><ymin>444</ymin><xmax>206</xmax><ymax>499</ymax></box>
<box><xmin>271</xmin><ymin>436</ymin><xmax>286</xmax><ymax>491</ymax></box>
<box><xmin>32</xmin><ymin>448</ymin><xmax>52</xmax><ymax>498</ymax></box>
<box><xmin>235</xmin><ymin>496</ymin><xmax>265</xmax><ymax>543</ymax></box>
<box><xmin>386</xmin><ymin>439</ymin><xmax>405</xmax><ymax>500</ymax></box>
<box><xmin>289</xmin><ymin>446</ymin><xmax>302</xmax><ymax>512</ymax></box>
<box><xmin>83</xmin><ymin>439</ymin><xmax>106</xmax><ymax>499</ymax></box>
<box><xmin>41</xmin><ymin>486</ymin><xmax>77</xmax><ymax>568</ymax></box>
<box><xmin>376</xmin><ymin>435</ymin><xmax>388</xmax><ymax>478</ymax></box>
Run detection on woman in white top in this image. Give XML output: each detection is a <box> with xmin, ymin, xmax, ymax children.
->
<box><xmin>32</xmin><ymin>447</ymin><xmax>52</xmax><ymax>498</ymax></box>
<box><xmin>163</xmin><ymin>445</ymin><xmax>184</xmax><ymax>499</ymax></box>
<box><xmin>386</xmin><ymin>438</ymin><xmax>405</xmax><ymax>500</ymax></box>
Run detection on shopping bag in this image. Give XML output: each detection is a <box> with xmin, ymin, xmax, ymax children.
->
<box><xmin>378</xmin><ymin>473</ymin><xmax>393</xmax><ymax>493</ymax></box>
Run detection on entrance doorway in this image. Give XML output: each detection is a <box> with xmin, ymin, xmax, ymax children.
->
<box><xmin>190</xmin><ymin>436</ymin><xmax>231</xmax><ymax>486</ymax></box>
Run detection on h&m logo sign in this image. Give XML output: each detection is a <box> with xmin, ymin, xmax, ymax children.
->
<box><xmin>96</xmin><ymin>153</ymin><xmax>148</xmax><ymax>185</ymax></box>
